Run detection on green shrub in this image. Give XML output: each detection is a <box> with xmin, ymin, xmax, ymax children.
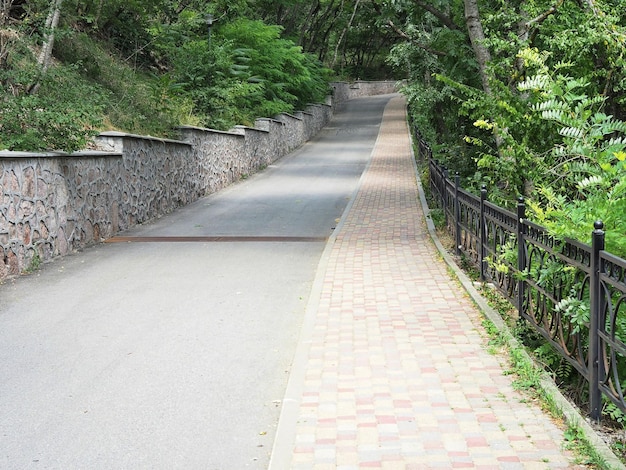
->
<box><xmin>165</xmin><ymin>16</ymin><xmax>330</xmax><ymax>130</ymax></box>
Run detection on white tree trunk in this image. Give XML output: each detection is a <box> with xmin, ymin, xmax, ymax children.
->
<box><xmin>29</xmin><ymin>0</ymin><xmax>63</xmax><ymax>94</ymax></box>
<box><xmin>1</xmin><ymin>0</ymin><xmax>16</xmax><ymax>67</ymax></box>
<box><xmin>1</xmin><ymin>0</ymin><xmax>14</xmax><ymax>27</ymax></box>
<box><xmin>37</xmin><ymin>0</ymin><xmax>63</xmax><ymax>73</ymax></box>
<box><xmin>331</xmin><ymin>0</ymin><xmax>361</xmax><ymax>69</ymax></box>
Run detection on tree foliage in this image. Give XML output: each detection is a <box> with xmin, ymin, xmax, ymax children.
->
<box><xmin>385</xmin><ymin>0</ymin><xmax>626</xmax><ymax>254</ymax></box>
<box><xmin>518</xmin><ymin>49</ymin><xmax>626</xmax><ymax>254</ymax></box>
<box><xmin>0</xmin><ymin>0</ymin><xmax>333</xmax><ymax>150</ymax></box>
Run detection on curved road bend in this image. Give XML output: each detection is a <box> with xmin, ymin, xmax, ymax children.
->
<box><xmin>0</xmin><ymin>94</ymin><xmax>396</xmax><ymax>469</ymax></box>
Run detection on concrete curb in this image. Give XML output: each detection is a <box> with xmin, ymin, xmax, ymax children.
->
<box><xmin>407</xmin><ymin>124</ymin><xmax>626</xmax><ymax>470</ymax></box>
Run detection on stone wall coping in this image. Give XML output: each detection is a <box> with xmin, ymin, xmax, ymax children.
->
<box><xmin>232</xmin><ymin>125</ymin><xmax>270</xmax><ymax>134</ymax></box>
<box><xmin>256</xmin><ymin>118</ymin><xmax>287</xmax><ymax>125</ymax></box>
<box><xmin>299</xmin><ymin>102</ymin><xmax>332</xmax><ymax>109</ymax></box>
<box><xmin>278</xmin><ymin>113</ymin><xmax>304</xmax><ymax>121</ymax></box>
<box><xmin>177</xmin><ymin>125</ymin><xmax>245</xmax><ymax>138</ymax></box>
<box><xmin>0</xmin><ymin>149</ymin><xmax>123</xmax><ymax>159</ymax></box>
<box><xmin>98</xmin><ymin>131</ymin><xmax>192</xmax><ymax>146</ymax></box>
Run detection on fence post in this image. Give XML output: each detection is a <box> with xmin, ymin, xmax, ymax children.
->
<box><xmin>443</xmin><ymin>167</ymin><xmax>450</xmax><ymax>227</ymax></box>
<box><xmin>418</xmin><ymin>136</ymin><xmax>424</xmax><ymax>160</ymax></box>
<box><xmin>454</xmin><ymin>173</ymin><xmax>461</xmax><ymax>256</ymax></box>
<box><xmin>516</xmin><ymin>197</ymin><xmax>526</xmax><ymax>319</ymax></box>
<box><xmin>589</xmin><ymin>220</ymin><xmax>605</xmax><ymax>422</ymax></box>
<box><xmin>429</xmin><ymin>158</ymin><xmax>436</xmax><ymax>204</ymax></box>
<box><xmin>479</xmin><ymin>185</ymin><xmax>487</xmax><ymax>282</ymax></box>
<box><xmin>432</xmin><ymin>159</ymin><xmax>441</xmax><ymax>207</ymax></box>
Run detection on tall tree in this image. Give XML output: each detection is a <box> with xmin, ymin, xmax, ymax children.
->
<box><xmin>331</xmin><ymin>0</ymin><xmax>349</xmax><ymax>69</ymax></box>
<box><xmin>0</xmin><ymin>0</ymin><xmax>18</xmax><ymax>68</ymax></box>
<box><xmin>29</xmin><ymin>0</ymin><xmax>63</xmax><ymax>94</ymax></box>
<box><xmin>463</xmin><ymin>0</ymin><xmax>491</xmax><ymax>95</ymax></box>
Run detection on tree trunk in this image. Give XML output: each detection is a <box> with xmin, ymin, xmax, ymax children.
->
<box><xmin>30</xmin><ymin>0</ymin><xmax>63</xmax><ymax>94</ymax></box>
<box><xmin>331</xmin><ymin>0</ymin><xmax>360</xmax><ymax>69</ymax></box>
<box><xmin>464</xmin><ymin>0</ymin><xmax>492</xmax><ymax>95</ymax></box>
<box><xmin>0</xmin><ymin>0</ymin><xmax>16</xmax><ymax>67</ymax></box>
<box><xmin>464</xmin><ymin>0</ymin><xmax>509</xmax><ymax>154</ymax></box>
<box><xmin>1</xmin><ymin>0</ymin><xmax>13</xmax><ymax>26</ymax></box>
<box><xmin>38</xmin><ymin>0</ymin><xmax>63</xmax><ymax>71</ymax></box>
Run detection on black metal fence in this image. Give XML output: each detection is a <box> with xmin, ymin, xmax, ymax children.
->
<box><xmin>414</xmin><ymin>131</ymin><xmax>626</xmax><ymax>422</ymax></box>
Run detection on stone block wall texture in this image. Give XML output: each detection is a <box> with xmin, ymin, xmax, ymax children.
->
<box><xmin>0</xmin><ymin>81</ymin><xmax>395</xmax><ymax>281</ymax></box>
<box><xmin>0</xmin><ymin>153</ymin><xmax>124</xmax><ymax>279</ymax></box>
<box><xmin>331</xmin><ymin>80</ymin><xmax>401</xmax><ymax>104</ymax></box>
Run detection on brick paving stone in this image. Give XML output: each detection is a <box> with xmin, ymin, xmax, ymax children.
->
<box><xmin>272</xmin><ymin>96</ymin><xmax>584</xmax><ymax>468</ymax></box>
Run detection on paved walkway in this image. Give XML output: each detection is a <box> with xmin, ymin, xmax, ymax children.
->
<box><xmin>269</xmin><ymin>96</ymin><xmax>581</xmax><ymax>469</ymax></box>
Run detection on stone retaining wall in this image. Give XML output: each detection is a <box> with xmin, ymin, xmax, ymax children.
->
<box><xmin>331</xmin><ymin>80</ymin><xmax>401</xmax><ymax>103</ymax></box>
<box><xmin>0</xmin><ymin>81</ymin><xmax>397</xmax><ymax>281</ymax></box>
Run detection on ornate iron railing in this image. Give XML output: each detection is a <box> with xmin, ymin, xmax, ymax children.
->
<box><xmin>414</xmin><ymin>130</ymin><xmax>626</xmax><ymax>422</ymax></box>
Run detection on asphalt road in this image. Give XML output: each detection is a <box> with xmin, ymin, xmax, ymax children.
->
<box><xmin>0</xmin><ymin>94</ymin><xmax>395</xmax><ymax>469</ymax></box>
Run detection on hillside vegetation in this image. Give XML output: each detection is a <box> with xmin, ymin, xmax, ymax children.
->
<box><xmin>0</xmin><ymin>2</ymin><xmax>344</xmax><ymax>152</ymax></box>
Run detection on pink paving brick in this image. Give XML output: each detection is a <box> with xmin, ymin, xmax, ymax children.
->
<box><xmin>466</xmin><ymin>437</ymin><xmax>490</xmax><ymax>448</ymax></box>
<box><xmin>477</xmin><ymin>414</ymin><xmax>498</xmax><ymax>423</ymax></box>
<box><xmin>376</xmin><ymin>415</ymin><xmax>397</xmax><ymax>424</ymax></box>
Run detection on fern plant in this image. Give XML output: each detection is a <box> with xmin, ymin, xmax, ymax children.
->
<box><xmin>518</xmin><ymin>48</ymin><xmax>626</xmax><ymax>257</ymax></box>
